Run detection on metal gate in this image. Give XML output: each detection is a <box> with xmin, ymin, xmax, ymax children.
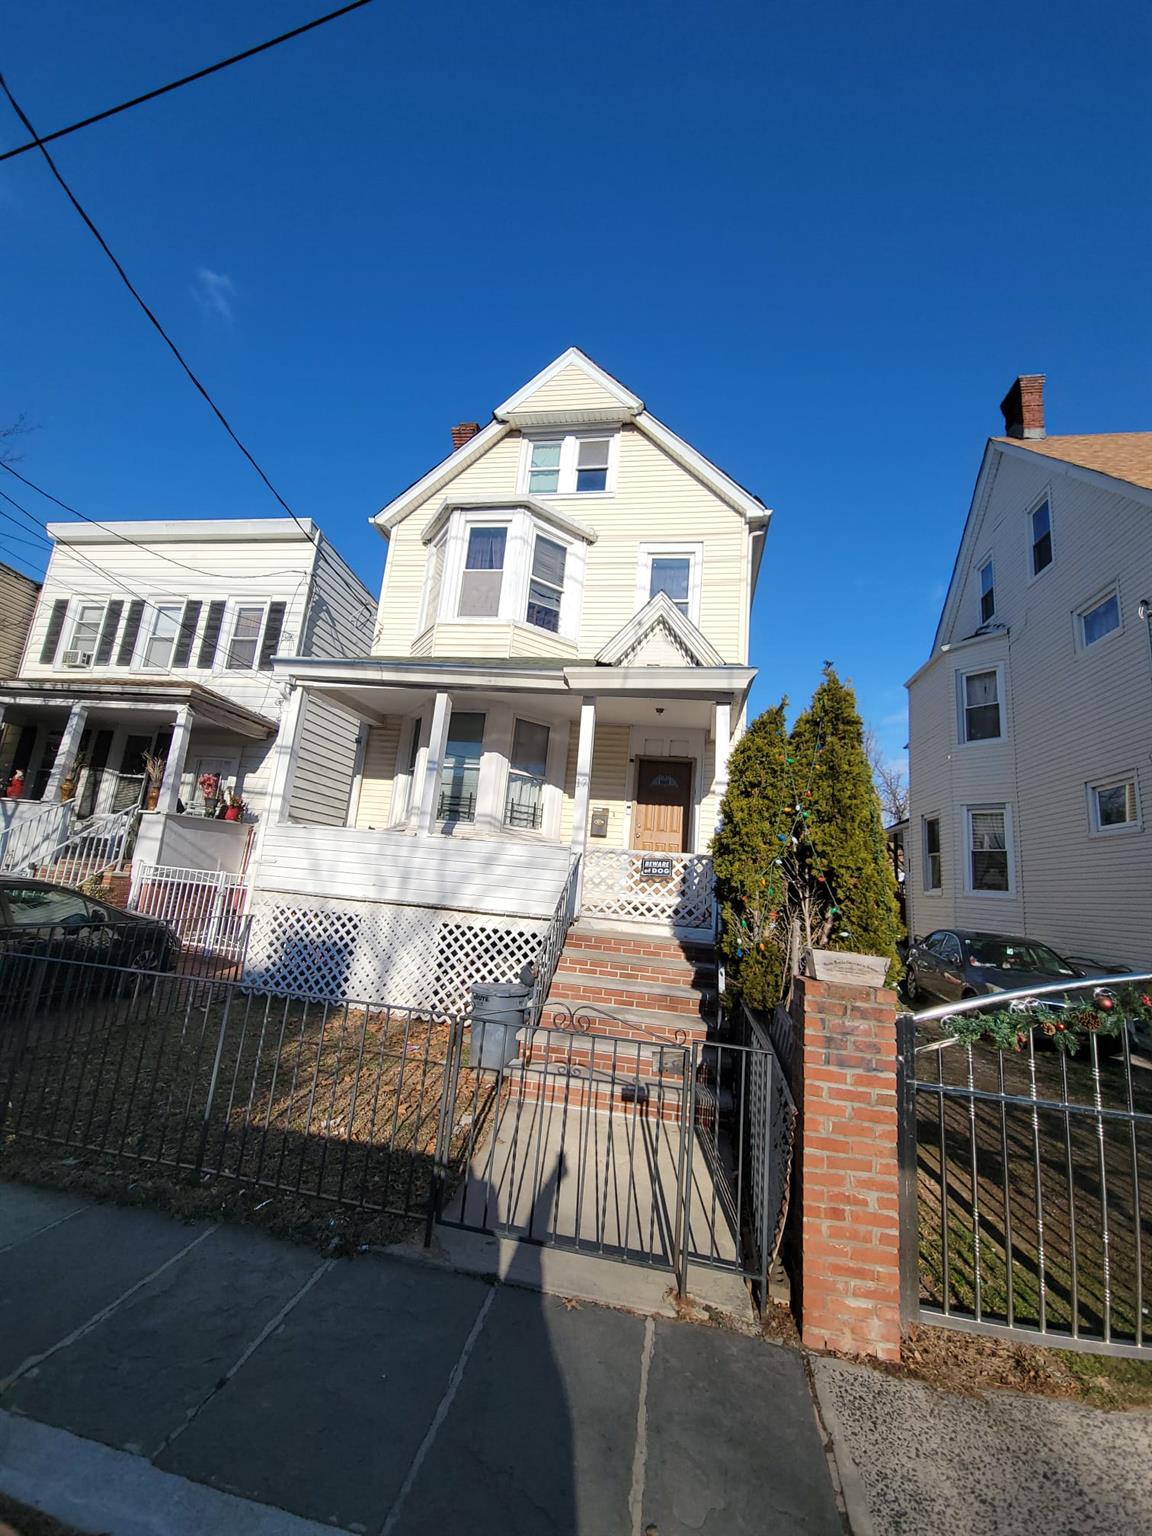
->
<box><xmin>899</xmin><ymin>973</ymin><xmax>1152</xmax><ymax>1356</ymax></box>
<box><xmin>438</xmin><ymin>1002</ymin><xmax>796</xmax><ymax>1308</ymax></box>
<box><xmin>127</xmin><ymin>864</ymin><xmax>251</xmax><ymax>976</ymax></box>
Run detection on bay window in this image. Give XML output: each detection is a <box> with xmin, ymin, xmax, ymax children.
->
<box><xmin>526</xmin><ymin>535</ymin><xmax>566</xmax><ymax>632</ymax></box>
<box><xmin>506</xmin><ymin>718</ymin><xmax>550</xmax><ymax>829</ymax></box>
<box><xmin>457</xmin><ymin>527</ymin><xmax>506</xmax><ymax>618</ymax></box>
<box><xmin>961</xmin><ymin>667</ymin><xmax>1001</xmax><ymax>742</ymax></box>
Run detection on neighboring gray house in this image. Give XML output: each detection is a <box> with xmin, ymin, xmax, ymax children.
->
<box><xmin>0</xmin><ymin>561</ymin><xmax>39</xmax><ymax>679</ymax></box>
<box><xmin>906</xmin><ymin>375</ymin><xmax>1152</xmax><ymax>969</ymax></box>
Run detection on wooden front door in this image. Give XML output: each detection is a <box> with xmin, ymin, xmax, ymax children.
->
<box><xmin>633</xmin><ymin>758</ymin><xmax>693</xmax><ymax>853</ymax></box>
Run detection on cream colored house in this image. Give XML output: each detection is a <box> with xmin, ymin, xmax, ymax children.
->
<box><xmin>246</xmin><ymin>349</ymin><xmax>768</xmax><ymax>1004</ymax></box>
<box><xmin>0</xmin><ymin>519</ymin><xmax>373</xmax><ymax>878</ymax></box>
<box><xmin>906</xmin><ymin>374</ymin><xmax>1152</xmax><ymax>970</ymax></box>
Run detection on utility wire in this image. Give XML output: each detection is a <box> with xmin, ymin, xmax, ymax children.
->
<box><xmin>0</xmin><ymin>72</ymin><xmax>314</xmax><ymax>543</ymax></box>
<box><xmin>0</xmin><ymin>1</ymin><xmax>375</xmax><ymax>164</ymax></box>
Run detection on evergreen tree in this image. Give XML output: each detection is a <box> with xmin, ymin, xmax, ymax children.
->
<box><xmin>788</xmin><ymin>664</ymin><xmax>903</xmax><ymax>981</ymax></box>
<box><xmin>712</xmin><ymin>700</ymin><xmax>793</xmax><ymax>1007</ymax></box>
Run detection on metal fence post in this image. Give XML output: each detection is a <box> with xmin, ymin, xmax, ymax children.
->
<box><xmin>673</xmin><ymin>1041</ymin><xmax>698</xmax><ymax>1299</ymax></box>
<box><xmin>193</xmin><ymin>986</ymin><xmax>234</xmax><ymax>1176</ymax></box>
<box><xmin>426</xmin><ymin>1011</ymin><xmax>466</xmax><ymax>1246</ymax></box>
<box><xmin>896</xmin><ymin>1010</ymin><xmax>921</xmax><ymax>1327</ymax></box>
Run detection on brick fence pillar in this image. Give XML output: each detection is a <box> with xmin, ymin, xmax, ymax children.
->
<box><xmin>790</xmin><ymin>973</ymin><xmax>902</xmax><ymax>1361</ymax></box>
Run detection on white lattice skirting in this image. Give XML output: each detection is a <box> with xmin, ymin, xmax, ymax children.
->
<box><xmin>243</xmin><ymin>894</ymin><xmax>547</xmax><ymax>1012</ymax></box>
<box><xmin>581</xmin><ymin>850</ymin><xmax>714</xmax><ymax>933</ymax></box>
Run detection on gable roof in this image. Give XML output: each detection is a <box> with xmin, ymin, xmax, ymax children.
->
<box><xmin>993</xmin><ymin>433</ymin><xmax>1152</xmax><ymax>492</ymax></box>
<box><xmin>594</xmin><ymin>591</ymin><xmax>726</xmax><ymax>668</ymax></box>
<box><xmin>373</xmin><ymin>347</ymin><xmax>771</xmax><ymax>533</ymax></box>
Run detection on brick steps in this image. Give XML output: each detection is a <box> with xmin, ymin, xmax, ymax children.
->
<box><xmin>554</xmin><ymin>946</ymin><xmax>716</xmax><ymax>990</ymax></box>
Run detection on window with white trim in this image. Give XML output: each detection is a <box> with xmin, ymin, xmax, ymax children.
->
<box><xmin>438</xmin><ymin>711</ymin><xmax>485</xmax><ymax>822</ymax></box>
<box><xmin>141</xmin><ymin>603</ymin><xmax>183</xmax><ymax>670</ymax></box>
<box><xmin>506</xmin><ymin>718</ymin><xmax>550</xmax><ymax>830</ymax></box>
<box><xmin>961</xmin><ymin>667</ymin><xmax>1001</xmax><ymax>742</ymax></box>
<box><xmin>522</xmin><ymin>433</ymin><xmax>615</xmax><ymax>496</ymax></box>
<box><xmin>526</xmin><ymin>535</ymin><xmax>566</xmax><ymax>632</ymax></box>
<box><xmin>978</xmin><ymin>560</ymin><xmax>995</xmax><ymax>624</ymax></box>
<box><xmin>457</xmin><ymin>527</ymin><xmax>506</xmax><ymax>618</ymax></box>
<box><xmin>1077</xmin><ymin>587</ymin><xmax>1121</xmax><ymax>649</ymax></box>
<box><xmin>225</xmin><ymin>605</ymin><xmax>265</xmax><ymax>670</ymax></box>
<box><xmin>1089</xmin><ymin>776</ymin><xmax>1140</xmax><ymax>834</ymax></box>
<box><xmin>637</xmin><ymin>543</ymin><xmax>702</xmax><ymax>625</ymax></box>
<box><xmin>923</xmin><ymin>816</ymin><xmax>942</xmax><ymax>891</ymax></box>
<box><xmin>967</xmin><ymin>806</ymin><xmax>1010</xmax><ymax>892</ymax></box>
<box><xmin>65</xmin><ymin>602</ymin><xmax>104</xmax><ymax>664</ymax></box>
<box><xmin>1031</xmin><ymin>498</ymin><xmax>1053</xmax><ymax>575</ymax></box>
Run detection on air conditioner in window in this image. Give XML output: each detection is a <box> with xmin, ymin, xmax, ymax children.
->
<box><xmin>61</xmin><ymin>648</ymin><xmax>94</xmax><ymax>668</ymax></box>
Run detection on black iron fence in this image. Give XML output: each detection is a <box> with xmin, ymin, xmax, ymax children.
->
<box><xmin>1</xmin><ymin>946</ymin><xmax>796</xmax><ymax>1313</ymax></box>
<box><xmin>899</xmin><ymin>974</ymin><xmax>1152</xmax><ymax>1357</ymax></box>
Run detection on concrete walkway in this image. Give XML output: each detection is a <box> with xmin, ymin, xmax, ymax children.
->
<box><xmin>0</xmin><ymin>1182</ymin><xmax>841</xmax><ymax>1535</ymax></box>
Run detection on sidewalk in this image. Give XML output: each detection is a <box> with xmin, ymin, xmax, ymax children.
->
<box><xmin>0</xmin><ymin>1181</ymin><xmax>841</xmax><ymax>1535</ymax></box>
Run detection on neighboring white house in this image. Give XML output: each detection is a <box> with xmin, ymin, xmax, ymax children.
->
<box><xmin>0</xmin><ymin>561</ymin><xmax>40</xmax><ymax>679</ymax></box>
<box><xmin>906</xmin><ymin>374</ymin><xmax>1152</xmax><ymax>969</ymax></box>
<box><xmin>0</xmin><ymin>519</ymin><xmax>373</xmax><ymax>876</ymax></box>
<box><xmin>245</xmin><ymin>347</ymin><xmax>769</xmax><ymax>1005</ymax></box>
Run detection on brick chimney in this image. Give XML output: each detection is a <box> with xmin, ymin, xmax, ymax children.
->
<box><xmin>999</xmin><ymin>375</ymin><xmax>1046</xmax><ymax>439</ymax></box>
<box><xmin>451</xmin><ymin>422</ymin><xmax>481</xmax><ymax>451</ymax></box>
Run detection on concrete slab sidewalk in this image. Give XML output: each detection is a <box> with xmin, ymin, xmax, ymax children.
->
<box><xmin>0</xmin><ymin>1181</ymin><xmax>842</xmax><ymax>1535</ymax></box>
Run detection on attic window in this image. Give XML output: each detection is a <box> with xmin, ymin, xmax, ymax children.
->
<box><xmin>522</xmin><ymin>433</ymin><xmax>616</xmax><ymax>496</ymax></box>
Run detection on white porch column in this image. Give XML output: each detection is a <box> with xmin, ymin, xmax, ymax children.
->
<box><xmin>712</xmin><ymin>700</ymin><xmax>732</xmax><ymax>833</ymax></box>
<box><xmin>44</xmin><ymin>703</ymin><xmax>87</xmax><ymax>802</ymax></box>
<box><xmin>156</xmin><ymin>706</ymin><xmax>194</xmax><ymax>815</ymax></box>
<box><xmin>416</xmin><ymin>690</ymin><xmax>452</xmax><ymax>836</ymax></box>
<box><xmin>569</xmin><ymin>696</ymin><xmax>597</xmax><ymax>909</ymax></box>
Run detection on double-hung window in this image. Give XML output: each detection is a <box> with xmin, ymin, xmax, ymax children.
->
<box><xmin>67</xmin><ymin>603</ymin><xmax>104</xmax><ymax>663</ymax></box>
<box><xmin>524</xmin><ymin>434</ymin><xmax>614</xmax><ymax>496</ymax></box>
<box><xmin>142</xmin><ymin>604</ymin><xmax>183</xmax><ymax>670</ymax></box>
<box><xmin>226</xmin><ymin>605</ymin><xmax>265</xmax><ymax>670</ymax></box>
<box><xmin>638</xmin><ymin>544</ymin><xmax>701</xmax><ymax>624</ymax></box>
<box><xmin>438</xmin><ymin>712</ymin><xmax>485</xmax><ymax>822</ymax></box>
<box><xmin>457</xmin><ymin>527</ymin><xmax>506</xmax><ymax>618</ymax></box>
<box><xmin>923</xmin><ymin>816</ymin><xmax>942</xmax><ymax>891</ymax></box>
<box><xmin>962</xmin><ymin>668</ymin><xmax>1001</xmax><ymax>742</ymax></box>
<box><xmin>978</xmin><ymin>560</ymin><xmax>995</xmax><ymax>624</ymax></box>
<box><xmin>1031</xmin><ymin>499</ymin><xmax>1053</xmax><ymax>575</ymax></box>
<box><xmin>526</xmin><ymin>535</ymin><xmax>566</xmax><ymax>632</ymax></box>
<box><xmin>506</xmin><ymin>719</ymin><xmax>550</xmax><ymax>830</ymax></box>
<box><xmin>650</xmin><ymin>557</ymin><xmax>692</xmax><ymax>617</ymax></box>
<box><xmin>1078</xmin><ymin>588</ymin><xmax>1121</xmax><ymax>649</ymax></box>
<box><xmin>967</xmin><ymin>807</ymin><xmax>1010</xmax><ymax>892</ymax></box>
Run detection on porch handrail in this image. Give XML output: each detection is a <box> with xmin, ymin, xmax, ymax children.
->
<box><xmin>37</xmin><ymin>803</ymin><xmax>138</xmax><ymax>886</ymax></box>
<box><xmin>0</xmin><ymin>799</ymin><xmax>75</xmax><ymax>875</ymax></box>
<box><xmin>526</xmin><ymin>854</ymin><xmax>582</xmax><ymax>1030</ymax></box>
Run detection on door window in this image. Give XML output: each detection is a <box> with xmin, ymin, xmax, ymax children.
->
<box><xmin>506</xmin><ymin>719</ymin><xmax>550</xmax><ymax>829</ymax></box>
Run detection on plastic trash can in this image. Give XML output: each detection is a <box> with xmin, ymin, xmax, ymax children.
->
<box><xmin>470</xmin><ymin>980</ymin><xmax>532</xmax><ymax>1071</ymax></box>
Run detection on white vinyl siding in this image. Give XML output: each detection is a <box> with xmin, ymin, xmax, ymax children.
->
<box><xmin>1088</xmin><ymin>775</ymin><xmax>1140</xmax><ymax>835</ymax></box>
<box><xmin>1076</xmin><ymin>586</ymin><xmax>1122</xmax><ymax>650</ymax></box>
<box><xmin>287</xmin><ymin>693</ymin><xmax>362</xmax><ymax>827</ymax></box>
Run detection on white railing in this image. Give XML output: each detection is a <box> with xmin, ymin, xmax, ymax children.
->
<box><xmin>0</xmin><ymin>800</ymin><xmax>76</xmax><ymax>875</ymax></box>
<box><xmin>37</xmin><ymin>804</ymin><xmax>138</xmax><ymax>887</ymax></box>
<box><xmin>128</xmin><ymin>863</ymin><xmax>252</xmax><ymax>965</ymax></box>
<box><xmin>581</xmin><ymin>848</ymin><xmax>715</xmax><ymax>933</ymax></box>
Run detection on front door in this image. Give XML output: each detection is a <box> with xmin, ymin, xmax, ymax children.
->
<box><xmin>633</xmin><ymin>758</ymin><xmax>693</xmax><ymax>854</ymax></box>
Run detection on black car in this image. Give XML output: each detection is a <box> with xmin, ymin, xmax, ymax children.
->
<box><xmin>0</xmin><ymin>876</ymin><xmax>178</xmax><ymax>992</ymax></box>
<box><xmin>906</xmin><ymin>929</ymin><xmax>1112</xmax><ymax>1006</ymax></box>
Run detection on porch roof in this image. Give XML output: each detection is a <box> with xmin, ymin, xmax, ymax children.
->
<box><xmin>0</xmin><ymin>679</ymin><xmax>276</xmax><ymax>739</ymax></box>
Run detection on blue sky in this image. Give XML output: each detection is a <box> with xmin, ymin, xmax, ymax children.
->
<box><xmin>2</xmin><ymin>1</ymin><xmax>1150</xmax><ymax>766</ymax></box>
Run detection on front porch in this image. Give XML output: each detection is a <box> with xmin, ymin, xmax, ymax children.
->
<box><xmin>0</xmin><ymin>681</ymin><xmax>276</xmax><ymax>879</ymax></box>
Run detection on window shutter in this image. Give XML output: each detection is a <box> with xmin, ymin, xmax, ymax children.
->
<box><xmin>38</xmin><ymin>599</ymin><xmax>69</xmax><ymax>664</ymax></box>
<box><xmin>197</xmin><ymin>601</ymin><xmax>226</xmax><ymax>669</ymax></box>
<box><xmin>116</xmin><ymin>600</ymin><xmax>145</xmax><ymax>665</ymax></box>
<box><xmin>258</xmin><ymin>602</ymin><xmax>286</xmax><ymax>668</ymax></box>
<box><xmin>172</xmin><ymin>600</ymin><xmax>202</xmax><ymax>667</ymax></box>
<box><xmin>94</xmin><ymin>601</ymin><xmax>124</xmax><ymax>666</ymax></box>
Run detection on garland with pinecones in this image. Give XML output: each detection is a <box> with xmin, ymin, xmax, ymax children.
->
<box><xmin>944</xmin><ymin>1001</ymin><xmax>1129</xmax><ymax>1056</ymax></box>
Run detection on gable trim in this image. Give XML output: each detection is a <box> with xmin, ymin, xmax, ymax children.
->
<box><xmin>595</xmin><ymin>591</ymin><xmax>726</xmax><ymax>668</ymax></box>
<box><xmin>495</xmin><ymin>346</ymin><xmax>643</xmax><ymax>419</ymax></box>
<box><xmin>634</xmin><ymin>412</ymin><xmax>771</xmax><ymax>527</ymax></box>
<box><xmin>420</xmin><ymin>496</ymin><xmax>599</xmax><ymax>547</ymax></box>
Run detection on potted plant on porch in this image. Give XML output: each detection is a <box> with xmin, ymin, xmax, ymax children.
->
<box><xmin>58</xmin><ymin>750</ymin><xmax>86</xmax><ymax>803</ymax></box>
<box><xmin>197</xmin><ymin>771</ymin><xmax>222</xmax><ymax>817</ymax></box>
<box><xmin>223</xmin><ymin>791</ymin><xmax>247</xmax><ymax>822</ymax></box>
<box><xmin>141</xmin><ymin>752</ymin><xmax>167</xmax><ymax>811</ymax></box>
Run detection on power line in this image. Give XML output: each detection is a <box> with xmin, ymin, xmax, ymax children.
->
<box><xmin>1</xmin><ymin>460</ymin><xmax>304</xmax><ymax>582</ymax></box>
<box><xmin>0</xmin><ymin>72</ymin><xmax>316</xmax><ymax>547</ymax></box>
<box><xmin>0</xmin><ymin>1</ymin><xmax>375</xmax><ymax>164</ymax></box>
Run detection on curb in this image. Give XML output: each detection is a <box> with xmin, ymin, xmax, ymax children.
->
<box><xmin>807</xmin><ymin>1354</ymin><xmax>877</xmax><ymax>1536</ymax></box>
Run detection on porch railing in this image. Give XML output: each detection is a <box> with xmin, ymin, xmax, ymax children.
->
<box><xmin>526</xmin><ymin>854</ymin><xmax>581</xmax><ymax>1030</ymax></box>
<box><xmin>36</xmin><ymin>804</ymin><xmax>138</xmax><ymax>887</ymax></box>
<box><xmin>581</xmin><ymin>848</ymin><xmax>714</xmax><ymax>932</ymax></box>
<box><xmin>0</xmin><ymin>800</ymin><xmax>76</xmax><ymax>875</ymax></box>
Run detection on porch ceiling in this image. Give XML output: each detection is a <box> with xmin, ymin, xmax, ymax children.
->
<box><xmin>0</xmin><ymin>680</ymin><xmax>275</xmax><ymax>739</ymax></box>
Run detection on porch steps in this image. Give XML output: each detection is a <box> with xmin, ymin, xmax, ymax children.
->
<box><xmin>542</xmin><ymin>921</ymin><xmax>718</xmax><ymax>1052</ymax></box>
